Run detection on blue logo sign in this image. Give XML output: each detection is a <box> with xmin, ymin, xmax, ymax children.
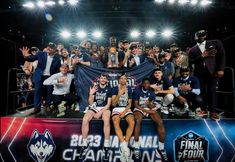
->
<box><xmin>174</xmin><ymin>130</ymin><xmax>209</xmax><ymax>162</ymax></box>
<box><xmin>27</xmin><ymin>130</ymin><xmax>56</xmax><ymax>162</ymax></box>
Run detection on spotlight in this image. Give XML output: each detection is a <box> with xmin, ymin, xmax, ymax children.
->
<box><xmin>190</xmin><ymin>0</ymin><xmax>198</xmax><ymax>5</ymax></box>
<box><xmin>178</xmin><ymin>0</ymin><xmax>190</xmax><ymax>5</ymax></box>
<box><xmin>76</xmin><ymin>31</ymin><xmax>87</xmax><ymax>39</ymax></box>
<box><xmin>23</xmin><ymin>2</ymin><xmax>35</xmax><ymax>9</ymax></box>
<box><xmin>146</xmin><ymin>30</ymin><xmax>156</xmax><ymax>38</ymax></box>
<box><xmin>130</xmin><ymin>30</ymin><xmax>140</xmax><ymax>38</ymax></box>
<box><xmin>68</xmin><ymin>0</ymin><xmax>78</xmax><ymax>6</ymax></box>
<box><xmin>168</xmin><ymin>0</ymin><xmax>176</xmax><ymax>4</ymax></box>
<box><xmin>92</xmin><ymin>31</ymin><xmax>102</xmax><ymax>38</ymax></box>
<box><xmin>45</xmin><ymin>1</ymin><xmax>56</xmax><ymax>6</ymax></box>
<box><xmin>162</xmin><ymin>29</ymin><xmax>173</xmax><ymax>38</ymax></box>
<box><xmin>37</xmin><ymin>1</ymin><xmax>45</xmax><ymax>8</ymax></box>
<box><xmin>60</xmin><ymin>30</ymin><xmax>71</xmax><ymax>39</ymax></box>
<box><xmin>155</xmin><ymin>0</ymin><xmax>165</xmax><ymax>3</ymax></box>
<box><xmin>200</xmin><ymin>0</ymin><xmax>212</xmax><ymax>6</ymax></box>
<box><xmin>58</xmin><ymin>0</ymin><xmax>65</xmax><ymax>5</ymax></box>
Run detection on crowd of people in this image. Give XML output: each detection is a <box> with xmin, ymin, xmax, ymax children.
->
<box><xmin>19</xmin><ymin>29</ymin><xmax>226</xmax><ymax>162</ymax></box>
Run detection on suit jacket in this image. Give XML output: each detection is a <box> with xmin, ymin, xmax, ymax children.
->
<box><xmin>25</xmin><ymin>51</ymin><xmax>61</xmax><ymax>82</ymax></box>
<box><xmin>189</xmin><ymin>39</ymin><xmax>226</xmax><ymax>76</ymax></box>
<box><xmin>127</xmin><ymin>54</ymin><xmax>145</xmax><ymax>68</ymax></box>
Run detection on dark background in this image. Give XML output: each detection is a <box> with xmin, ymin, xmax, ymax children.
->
<box><xmin>1</xmin><ymin>0</ymin><xmax>235</xmax><ymax>116</ymax></box>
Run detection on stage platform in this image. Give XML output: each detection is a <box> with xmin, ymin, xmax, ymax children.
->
<box><xmin>1</xmin><ymin>117</ymin><xmax>235</xmax><ymax>162</ymax></box>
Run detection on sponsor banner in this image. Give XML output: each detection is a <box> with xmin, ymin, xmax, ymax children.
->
<box><xmin>1</xmin><ymin>117</ymin><xmax>235</xmax><ymax>162</ymax></box>
<box><xmin>74</xmin><ymin>61</ymin><xmax>156</xmax><ymax>110</ymax></box>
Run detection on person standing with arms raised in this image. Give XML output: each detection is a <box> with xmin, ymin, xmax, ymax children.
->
<box><xmin>20</xmin><ymin>42</ymin><xmax>61</xmax><ymax>114</ymax></box>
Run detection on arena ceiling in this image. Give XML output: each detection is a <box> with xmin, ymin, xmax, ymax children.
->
<box><xmin>0</xmin><ymin>0</ymin><xmax>234</xmax><ymax>47</ymax></box>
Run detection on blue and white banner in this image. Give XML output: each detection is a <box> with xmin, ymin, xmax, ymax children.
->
<box><xmin>74</xmin><ymin>61</ymin><xmax>156</xmax><ymax>110</ymax></box>
<box><xmin>1</xmin><ymin>117</ymin><xmax>235</xmax><ymax>162</ymax></box>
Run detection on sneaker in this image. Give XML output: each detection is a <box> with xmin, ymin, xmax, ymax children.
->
<box><xmin>195</xmin><ymin>108</ymin><xmax>208</xmax><ymax>117</ymax></box>
<box><xmin>183</xmin><ymin>102</ymin><xmax>189</xmax><ymax>112</ymax></box>
<box><xmin>210</xmin><ymin>112</ymin><xmax>220</xmax><ymax>121</ymax></box>
<box><xmin>134</xmin><ymin>148</ymin><xmax>141</xmax><ymax>160</ymax></box>
<box><xmin>120</xmin><ymin>143</ymin><xmax>132</xmax><ymax>162</ymax></box>
<box><xmin>56</xmin><ymin>111</ymin><xmax>65</xmax><ymax>117</ymax></box>
<box><xmin>188</xmin><ymin>110</ymin><xmax>195</xmax><ymax>118</ymax></box>
<box><xmin>74</xmin><ymin>107</ymin><xmax>80</xmax><ymax>112</ymax></box>
<box><xmin>83</xmin><ymin>106</ymin><xmax>90</xmax><ymax>113</ymax></box>
<box><xmin>124</xmin><ymin>148</ymin><xmax>131</xmax><ymax>162</ymax></box>
<box><xmin>30</xmin><ymin>108</ymin><xmax>41</xmax><ymax>115</ymax></box>
<box><xmin>157</xmin><ymin>148</ymin><xmax>168</xmax><ymax>162</ymax></box>
<box><xmin>119</xmin><ymin>148</ymin><xmax>126</xmax><ymax>162</ymax></box>
<box><xmin>58</xmin><ymin>105</ymin><xmax>66</xmax><ymax>113</ymax></box>
<box><xmin>126</xmin><ymin>155</ymin><xmax>133</xmax><ymax>162</ymax></box>
<box><xmin>58</xmin><ymin>101</ymin><xmax>66</xmax><ymax>108</ymax></box>
<box><xmin>79</xmin><ymin>145</ymin><xmax>89</xmax><ymax>159</ymax></box>
<box><xmin>168</xmin><ymin>104</ymin><xmax>175</xmax><ymax>113</ymax></box>
<box><xmin>102</xmin><ymin>147</ymin><xmax>110</xmax><ymax>161</ymax></box>
<box><xmin>154</xmin><ymin>102</ymin><xmax>162</xmax><ymax>110</ymax></box>
<box><xmin>161</xmin><ymin>106</ymin><xmax>169</xmax><ymax>115</ymax></box>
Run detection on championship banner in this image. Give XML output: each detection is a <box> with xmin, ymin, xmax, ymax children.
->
<box><xmin>1</xmin><ymin>117</ymin><xmax>235</xmax><ymax>162</ymax></box>
<box><xmin>74</xmin><ymin>61</ymin><xmax>156</xmax><ymax>110</ymax></box>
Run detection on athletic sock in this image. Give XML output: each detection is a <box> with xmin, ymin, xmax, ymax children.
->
<box><xmin>134</xmin><ymin>141</ymin><xmax>140</xmax><ymax>149</ymax></box>
<box><xmin>158</xmin><ymin>141</ymin><xmax>164</xmax><ymax>150</ymax></box>
<box><xmin>104</xmin><ymin>139</ymin><xmax>110</xmax><ymax>148</ymax></box>
<box><xmin>82</xmin><ymin>138</ymin><xmax>88</xmax><ymax>147</ymax></box>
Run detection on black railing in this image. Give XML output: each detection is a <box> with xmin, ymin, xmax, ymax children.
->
<box><xmin>6</xmin><ymin>68</ymin><xmax>34</xmax><ymax>115</ymax></box>
<box><xmin>6</xmin><ymin>66</ymin><xmax>235</xmax><ymax>117</ymax></box>
<box><xmin>216</xmin><ymin>67</ymin><xmax>235</xmax><ymax>117</ymax></box>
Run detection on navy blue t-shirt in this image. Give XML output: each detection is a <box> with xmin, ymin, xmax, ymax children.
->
<box><xmin>112</xmin><ymin>86</ymin><xmax>132</xmax><ymax>107</ymax></box>
<box><xmin>173</xmin><ymin>76</ymin><xmax>200</xmax><ymax>95</ymax></box>
<box><xmin>133</xmin><ymin>88</ymin><xmax>155</xmax><ymax>108</ymax></box>
<box><xmin>150</xmin><ymin>77</ymin><xmax>172</xmax><ymax>90</ymax></box>
<box><xmin>94</xmin><ymin>85</ymin><xmax>112</xmax><ymax>107</ymax></box>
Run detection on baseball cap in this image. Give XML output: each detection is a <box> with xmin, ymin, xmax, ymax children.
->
<box><xmin>170</xmin><ymin>43</ymin><xmax>178</xmax><ymax>47</ymax></box>
<box><xmin>47</xmin><ymin>42</ymin><xmax>57</xmax><ymax>49</ymax></box>
<box><xmin>122</xmin><ymin>40</ymin><xmax>129</xmax><ymax>44</ymax></box>
<box><xmin>195</xmin><ymin>30</ymin><xmax>207</xmax><ymax>38</ymax></box>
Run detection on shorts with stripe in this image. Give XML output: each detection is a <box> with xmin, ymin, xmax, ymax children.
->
<box><xmin>133</xmin><ymin>107</ymin><xmax>158</xmax><ymax>117</ymax></box>
<box><xmin>89</xmin><ymin>106</ymin><xmax>105</xmax><ymax>113</ymax></box>
<box><xmin>112</xmin><ymin>107</ymin><xmax>133</xmax><ymax>118</ymax></box>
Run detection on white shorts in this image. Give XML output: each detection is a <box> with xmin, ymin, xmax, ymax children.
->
<box><xmin>133</xmin><ymin>107</ymin><xmax>157</xmax><ymax>117</ymax></box>
<box><xmin>89</xmin><ymin>106</ymin><xmax>105</xmax><ymax>113</ymax></box>
<box><xmin>112</xmin><ymin>107</ymin><xmax>133</xmax><ymax>118</ymax></box>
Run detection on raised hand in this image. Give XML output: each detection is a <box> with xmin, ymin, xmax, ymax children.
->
<box><xmin>89</xmin><ymin>84</ymin><xmax>97</xmax><ymax>95</ymax></box>
<box><xmin>19</xmin><ymin>47</ymin><xmax>31</xmax><ymax>57</ymax></box>
<box><xmin>125</xmin><ymin>49</ymin><xmax>130</xmax><ymax>57</ymax></box>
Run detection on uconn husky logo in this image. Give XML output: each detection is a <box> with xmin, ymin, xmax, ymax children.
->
<box><xmin>27</xmin><ymin>130</ymin><xmax>56</xmax><ymax>162</ymax></box>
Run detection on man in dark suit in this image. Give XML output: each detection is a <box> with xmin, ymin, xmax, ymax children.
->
<box><xmin>189</xmin><ymin>30</ymin><xmax>226</xmax><ymax>120</ymax></box>
<box><xmin>20</xmin><ymin>42</ymin><xmax>61</xmax><ymax>114</ymax></box>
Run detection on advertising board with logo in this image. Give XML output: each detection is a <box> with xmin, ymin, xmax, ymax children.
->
<box><xmin>1</xmin><ymin>117</ymin><xmax>235</xmax><ymax>162</ymax></box>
